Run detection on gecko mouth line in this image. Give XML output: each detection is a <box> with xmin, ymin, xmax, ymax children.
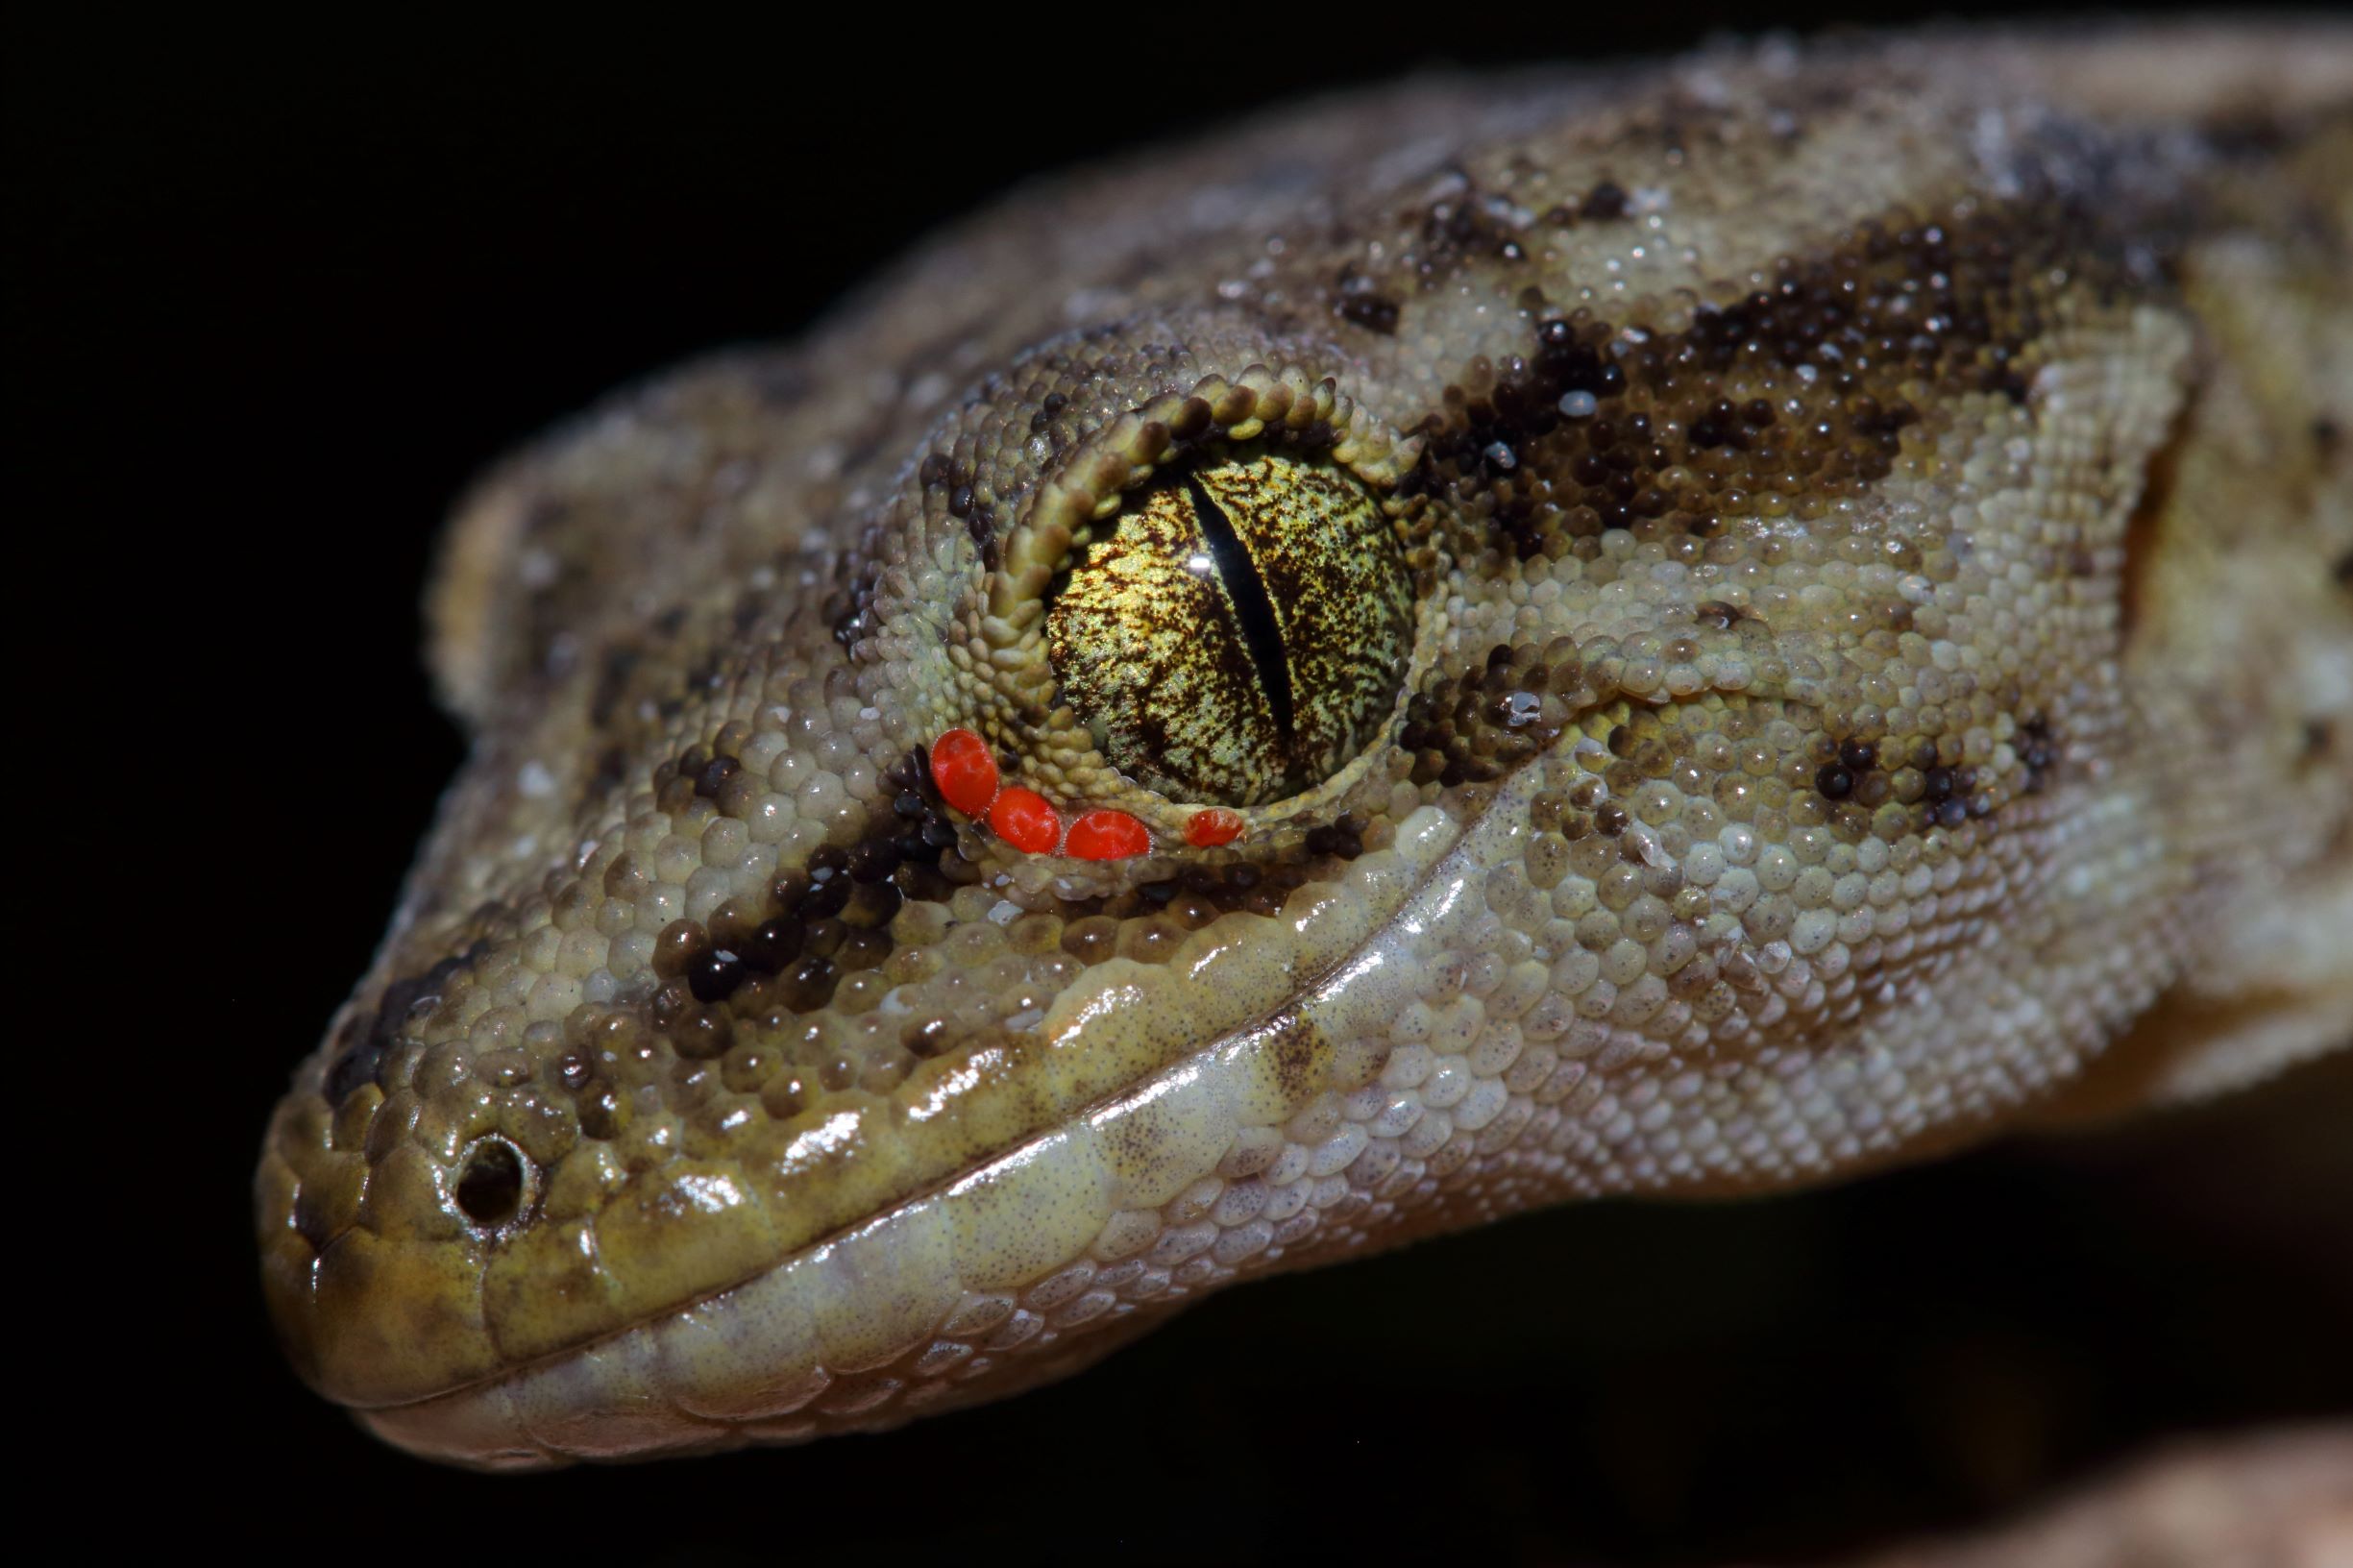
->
<box><xmin>349</xmin><ymin>745</ymin><xmax>1509</xmax><ymax>1414</ymax></box>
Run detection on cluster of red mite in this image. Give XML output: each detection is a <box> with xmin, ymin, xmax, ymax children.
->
<box><xmin>929</xmin><ymin>728</ymin><xmax>1245</xmax><ymax>859</ymax></box>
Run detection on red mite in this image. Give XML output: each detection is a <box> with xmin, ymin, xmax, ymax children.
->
<box><xmin>988</xmin><ymin>787</ymin><xmax>1063</xmax><ymax>854</ymax></box>
<box><xmin>929</xmin><ymin>727</ymin><xmax>1158</xmax><ymax>860</ymax></box>
<box><xmin>1066</xmin><ymin>808</ymin><xmax>1152</xmax><ymax>861</ymax></box>
<box><xmin>1183</xmin><ymin>808</ymin><xmax>1244</xmax><ymax>847</ymax></box>
<box><xmin>928</xmin><ymin>728</ymin><xmax>999</xmax><ymax>817</ymax></box>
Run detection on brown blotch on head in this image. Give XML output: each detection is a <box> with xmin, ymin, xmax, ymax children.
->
<box><xmin>322</xmin><ymin>946</ymin><xmax>479</xmax><ymax>1107</ymax></box>
<box><xmin>1333</xmin><ymin>266</ymin><xmax>1402</xmax><ymax>334</ymax></box>
<box><xmin>1417</xmin><ymin>203</ymin><xmax>2132</xmax><ymax>565</ymax></box>
<box><xmin>1580</xmin><ymin>180</ymin><xmax>1630</xmax><ymax>222</ymax></box>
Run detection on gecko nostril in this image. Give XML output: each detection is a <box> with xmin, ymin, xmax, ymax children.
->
<box><xmin>453</xmin><ymin>1138</ymin><xmax>529</xmax><ymax>1230</ymax></box>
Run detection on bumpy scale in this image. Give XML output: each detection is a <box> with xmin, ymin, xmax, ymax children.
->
<box><xmin>257</xmin><ymin>26</ymin><xmax>2352</xmax><ymax>1469</ymax></box>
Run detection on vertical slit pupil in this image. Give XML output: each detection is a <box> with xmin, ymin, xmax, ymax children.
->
<box><xmin>1183</xmin><ymin>469</ymin><xmax>1294</xmax><ymax>745</ymax></box>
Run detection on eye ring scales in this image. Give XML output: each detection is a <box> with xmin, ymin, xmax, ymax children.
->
<box><xmin>924</xmin><ymin>364</ymin><xmax>1430</xmax><ymax>857</ymax></box>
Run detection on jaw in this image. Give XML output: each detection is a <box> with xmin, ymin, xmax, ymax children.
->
<box><xmin>338</xmin><ymin>798</ymin><xmax>1478</xmax><ymax>1468</ymax></box>
<box><xmin>337</xmin><ymin>649</ymin><xmax>2184</xmax><ymax>1469</ymax></box>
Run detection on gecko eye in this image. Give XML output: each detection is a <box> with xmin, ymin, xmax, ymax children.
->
<box><xmin>1043</xmin><ymin>449</ymin><xmax>1414</xmax><ymax>806</ymax></box>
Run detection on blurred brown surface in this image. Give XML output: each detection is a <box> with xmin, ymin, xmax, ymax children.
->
<box><xmin>1833</xmin><ymin>1425</ymin><xmax>2353</xmax><ymax>1568</ymax></box>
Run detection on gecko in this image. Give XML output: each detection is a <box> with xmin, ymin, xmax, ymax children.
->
<box><xmin>257</xmin><ymin>22</ymin><xmax>2352</xmax><ymax>1475</ymax></box>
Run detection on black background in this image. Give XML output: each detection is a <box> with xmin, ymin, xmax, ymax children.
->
<box><xmin>16</xmin><ymin>8</ymin><xmax>2349</xmax><ymax>1563</ymax></box>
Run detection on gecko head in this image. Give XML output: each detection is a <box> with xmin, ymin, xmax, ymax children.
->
<box><xmin>257</xmin><ymin>66</ymin><xmax>2352</xmax><ymax>1468</ymax></box>
<box><xmin>255</xmin><ymin>356</ymin><xmax>1468</xmax><ymax>1461</ymax></box>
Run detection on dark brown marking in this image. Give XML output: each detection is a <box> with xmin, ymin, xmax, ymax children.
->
<box><xmin>1581</xmin><ymin>180</ymin><xmax>1630</xmax><ymax>221</ymax></box>
<box><xmin>322</xmin><ymin>946</ymin><xmax>481</xmax><ymax>1105</ymax></box>
<box><xmin>1267</xmin><ymin>1016</ymin><xmax>1327</xmax><ymax>1103</ymax></box>
<box><xmin>1400</xmin><ymin>193</ymin><xmax>2183</xmax><ymax>571</ymax></box>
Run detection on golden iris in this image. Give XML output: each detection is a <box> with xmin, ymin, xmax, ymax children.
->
<box><xmin>1044</xmin><ymin>449</ymin><xmax>1413</xmax><ymax>806</ymax></box>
